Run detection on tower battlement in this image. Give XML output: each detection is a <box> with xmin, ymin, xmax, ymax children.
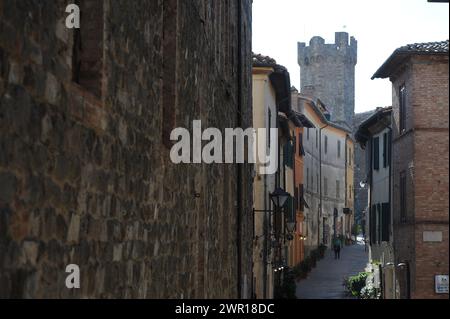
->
<box><xmin>297</xmin><ymin>32</ymin><xmax>357</xmax><ymax>125</ymax></box>
<box><xmin>298</xmin><ymin>32</ymin><xmax>357</xmax><ymax>67</ymax></box>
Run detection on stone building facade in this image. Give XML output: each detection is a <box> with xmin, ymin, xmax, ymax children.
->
<box><xmin>293</xmin><ymin>94</ymin><xmax>353</xmax><ymax>251</ymax></box>
<box><xmin>251</xmin><ymin>54</ymin><xmax>279</xmax><ymax>299</ymax></box>
<box><xmin>353</xmin><ymin>110</ymin><xmax>376</xmax><ymax>230</ymax></box>
<box><xmin>372</xmin><ymin>40</ymin><xmax>449</xmax><ymax>299</ymax></box>
<box><xmin>298</xmin><ymin>32</ymin><xmax>357</xmax><ymax>127</ymax></box>
<box><xmin>0</xmin><ymin>0</ymin><xmax>254</xmax><ymax>298</ymax></box>
<box><xmin>356</xmin><ymin>107</ymin><xmax>395</xmax><ymax>298</ymax></box>
<box><xmin>344</xmin><ymin>135</ymin><xmax>355</xmax><ymax>242</ymax></box>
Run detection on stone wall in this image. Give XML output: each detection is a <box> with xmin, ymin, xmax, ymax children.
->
<box><xmin>0</xmin><ymin>0</ymin><xmax>253</xmax><ymax>299</ymax></box>
<box><xmin>298</xmin><ymin>32</ymin><xmax>357</xmax><ymax>126</ymax></box>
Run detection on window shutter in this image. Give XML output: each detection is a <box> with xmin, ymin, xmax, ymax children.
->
<box><xmin>299</xmin><ymin>184</ymin><xmax>304</xmax><ymax>211</ymax></box>
<box><xmin>285</xmin><ymin>197</ymin><xmax>295</xmax><ymax>223</ymax></box>
<box><xmin>388</xmin><ymin>130</ymin><xmax>392</xmax><ymax>164</ymax></box>
<box><xmin>373</xmin><ymin>137</ymin><xmax>380</xmax><ymax>170</ymax></box>
<box><xmin>299</xmin><ymin>133</ymin><xmax>305</xmax><ymax>156</ymax></box>
<box><xmin>383</xmin><ymin>133</ymin><xmax>388</xmax><ymax>168</ymax></box>
<box><xmin>283</xmin><ymin>142</ymin><xmax>293</xmax><ymax>168</ymax></box>
<box><xmin>370</xmin><ymin>205</ymin><xmax>376</xmax><ymax>245</ymax></box>
<box><xmin>377</xmin><ymin>203</ymin><xmax>382</xmax><ymax>244</ymax></box>
<box><xmin>268</xmin><ymin>109</ymin><xmax>272</xmax><ymax>149</ymax></box>
<box><xmin>381</xmin><ymin>203</ymin><xmax>390</xmax><ymax>242</ymax></box>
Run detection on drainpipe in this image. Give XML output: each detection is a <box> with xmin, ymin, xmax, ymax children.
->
<box><xmin>318</xmin><ymin>123</ymin><xmax>329</xmax><ymax>247</ymax></box>
<box><xmin>236</xmin><ymin>0</ymin><xmax>243</xmax><ymax>299</ymax></box>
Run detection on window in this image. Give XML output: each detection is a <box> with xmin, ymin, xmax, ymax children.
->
<box><xmin>293</xmin><ymin>136</ymin><xmax>297</xmax><ymax>155</ymax></box>
<box><xmin>400</xmin><ymin>171</ymin><xmax>407</xmax><ymax>223</ymax></box>
<box><xmin>307</xmin><ymin>128</ymin><xmax>310</xmax><ymax>140</ymax></box>
<box><xmin>373</xmin><ymin>136</ymin><xmax>380</xmax><ymax>170</ymax></box>
<box><xmin>316</xmin><ymin>174</ymin><xmax>319</xmax><ymax>193</ymax></box>
<box><xmin>72</xmin><ymin>0</ymin><xmax>104</xmax><ymax>98</ymax></box>
<box><xmin>336</xmin><ymin>180</ymin><xmax>340</xmax><ymax>199</ymax></box>
<box><xmin>337</xmin><ymin>140</ymin><xmax>341</xmax><ymax>158</ymax></box>
<box><xmin>383</xmin><ymin>133</ymin><xmax>388</xmax><ymax>168</ymax></box>
<box><xmin>387</xmin><ymin>131</ymin><xmax>392</xmax><ymax>164</ymax></box>
<box><xmin>370</xmin><ymin>205</ymin><xmax>376</xmax><ymax>244</ymax></box>
<box><xmin>349</xmin><ymin>148</ymin><xmax>352</xmax><ymax>166</ymax></box>
<box><xmin>299</xmin><ymin>133</ymin><xmax>304</xmax><ymax>156</ymax></box>
<box><xmin>324</xmin><ymin>177</ymin><xmax>328</xmax><ymax>196</ymax></box>
<box><xmin>349</xmin><ymin>185</ymin><xmax>352</xmax><ymax>199</ymax></box>
<box><xmin>399</xmin><ymin>85</ymin><xmax>406</xmax><ymax>133</ymax></box>
<box><xmin>377</xmin><ymin>203</ymin><xmax>382</xmax><ymax>244</ymax></box>
<box><xmin>162</xmin><ymin>0</ymin><xmax>179</xmax><ymax>148</ymax></box>
<box><xmin>284</xmin><ymin>141</ymin><xmax>294</xmax><ymax>168</ymax></box>
<box><xmin>299</xmin><ymin>184</ymin><xmax>305</xmax><ymax>211</ymax></box>
<box><xmin>381</xmin><ymin>203</ymin><xmax>390</xmax><ymax>242</ymax></box>
<box><xmin>324</xmin><ymin>135</ymin><xmax>328</xmax><ymax>154</ymax></box>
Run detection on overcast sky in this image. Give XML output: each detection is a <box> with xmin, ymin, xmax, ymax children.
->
<box><xmin>252</xmin><ymin>0</ymin><xmax>449</xmax><ymax>113</ymax></box>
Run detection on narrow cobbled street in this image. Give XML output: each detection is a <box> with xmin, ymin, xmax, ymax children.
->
<box><xmin>296</xmin><ymin>242</ymin><xmax>369</xmax><ymax>299</ymax></box>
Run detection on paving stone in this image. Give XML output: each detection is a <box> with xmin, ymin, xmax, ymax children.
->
<box><xmin>296</xmin><ymin>243</ymin><xmax>368</xmax><ymax>299</ymax></box>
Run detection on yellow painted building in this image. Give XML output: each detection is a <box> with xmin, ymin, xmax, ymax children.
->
<box><xmin>345</xmin><ymin>136</ymin><xmax>355</xmax><ymax>243</ymax></box>
<box><xmin>252</xmin><ymin>61</ymin><xmax>277</xmax><ymax>299</ymax></box>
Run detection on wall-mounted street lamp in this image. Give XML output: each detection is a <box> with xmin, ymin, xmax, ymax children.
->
<box><xmin>269</xmin><ymin>187</ymin><xmax>290</xmax><ymax>210</ymax></box>
<box><xmin>253</xmin><ymin>187</ymin><xmax>291</xmax><ymax>214</ymax></box>
<box><xmin>286</xmin><ymin>221</ymin><xmax>296</xmax><ymax>234</ymax></box>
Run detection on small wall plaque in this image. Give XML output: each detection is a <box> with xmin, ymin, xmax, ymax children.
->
<box><xmin>423</xmin><ymin>231</ymin><xmax>443</xmax><ymax>243</ymax></box>
<box><xmin>435</xmin><ymin>275</ymin><xmax>449</xmax><ymax>294</ymax></box>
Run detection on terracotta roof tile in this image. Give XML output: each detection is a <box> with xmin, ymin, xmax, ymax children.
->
<box><xmin>398</xmin><ymin>40</ymin><xmax>449</xmax><ymax>54</ymax></box>
<box><xmin>252</xmin><ymin>53</ymin><xmax>277</xmax><ymax>67</ymax></box>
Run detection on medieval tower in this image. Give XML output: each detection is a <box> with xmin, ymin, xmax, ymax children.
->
<box><xmin>298</xmin><ymin>32</ymin><xmax>357</xmax><ymax>126</ymax></box>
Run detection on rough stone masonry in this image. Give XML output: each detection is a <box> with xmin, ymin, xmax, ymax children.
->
<box><xmin>0</xmin><ymin>0</ymin><xmax>254</xmax><ymax>298</ymax></box>
<box><xmin>298</xmin><ymin>32</ymin><xmax>357</xmax><ymax>127</ymax></box>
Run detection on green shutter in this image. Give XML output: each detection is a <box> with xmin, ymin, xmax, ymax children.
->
<box><xmin>382</xmin><ymin>203</ymin><xmax>390</xmax><ymax>242</ymax></box>
<box><xmin>285</xmin><ymin>196</ymin><xmax>295</xmax><ymax>223</ymax></box>
<box><xmin>373</xmin><ymin>137</ymin><xmax>380</xmax><ymax>170</ymax></box>
<box><xmin>284</xmin><ymin>141</ymin><xmax>294</xmax><ymax>168</ymax></box>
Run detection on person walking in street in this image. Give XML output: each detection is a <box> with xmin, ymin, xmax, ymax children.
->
<box><xmin>333</xmin><ymin>236</ymin><xmax>341</xmax><ymax>260</ymax></box>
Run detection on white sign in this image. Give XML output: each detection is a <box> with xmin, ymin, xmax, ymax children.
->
<box><xmin>435</xmin><ymin>275</ymin><xmax>449</xmax><ymax>294</ymax></box>
<box><xmin>423</xmin><ymin>231</ymin><xmax>443</xmax><ymax>243</ymax></box>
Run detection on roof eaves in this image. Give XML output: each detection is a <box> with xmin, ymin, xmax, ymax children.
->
<box><xmin>372</xmin><ymin>41</ymin><xmax>449</xmax><ymax>79</ymax></box>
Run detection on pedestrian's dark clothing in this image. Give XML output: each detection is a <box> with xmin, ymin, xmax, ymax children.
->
<box><xmin>334</xmin><ymin>245</ymin><xmax>341</xmax><ymax>259</ymax></box>
<box><xmin>333</xmin><ymin>238</ymin><xmax>341</xmax><ymax>259</ymax></box>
